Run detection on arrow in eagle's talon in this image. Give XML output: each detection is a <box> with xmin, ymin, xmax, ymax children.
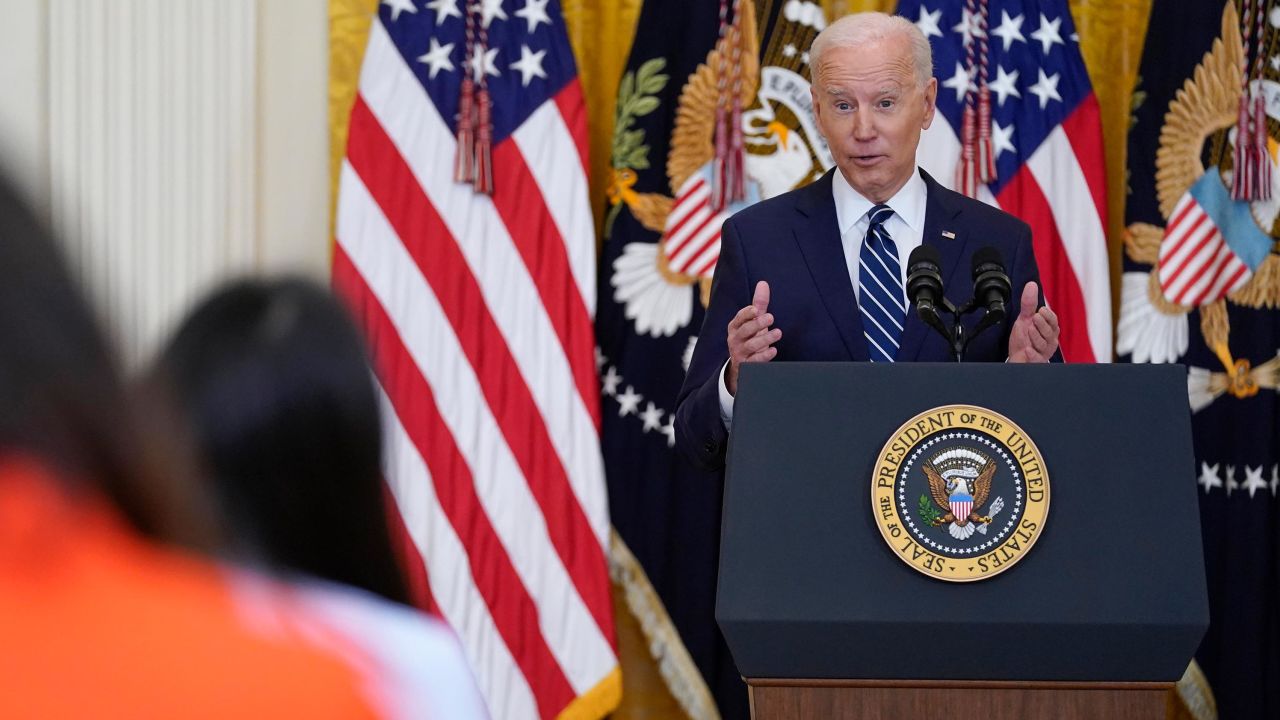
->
<box><xmin>976</xmin><ymin>497</ymin><xmax>1006</xmax><ymax>536</ymax></box>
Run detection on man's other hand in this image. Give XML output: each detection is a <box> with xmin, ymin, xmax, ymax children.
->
<box><xmin>726</xmin><ymin>281</ymin><xmax>781</xmax><ymax>395</ymax></box>
<box><xmin>1008</xmin><ymin>281</ymin><xmax>1059</xmax><ymax>363</ymax></box>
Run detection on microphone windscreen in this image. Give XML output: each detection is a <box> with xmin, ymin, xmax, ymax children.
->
<box><xmin>971</xmin><ymin>246</ymin><xmax>1004</xmax><ymax>272</ymax></box>
<box><xmin>909</xmin><ymin>244</ymin><xmax>942</xmax><ymax>269</ymax></box>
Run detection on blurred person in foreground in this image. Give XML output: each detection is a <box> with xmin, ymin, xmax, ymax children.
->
<box><xmin>149</xmin><ymin>277</ymin><xmax>488</xmax><ymax>719</ymax></box>
<box><xmin>0</xmin><ymin>174</ymin><xmax>376</xmax><ymax>717</ymax></box>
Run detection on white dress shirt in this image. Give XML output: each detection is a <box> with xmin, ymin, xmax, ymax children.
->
<box><xmin>834</xmin><ymin>167</ymin><xmax>927</xmax><ymax>307</ymax></box>
<box><xmin>718</xmin><ymin>169</ymin><xmax>929</xmax><ymax>428</ymax></box>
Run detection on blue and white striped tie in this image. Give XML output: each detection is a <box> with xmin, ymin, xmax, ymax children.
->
<box><xmin>858</xmin><ymin>204</ymin><xmax>906</xmax><ymax>362</ymax></box>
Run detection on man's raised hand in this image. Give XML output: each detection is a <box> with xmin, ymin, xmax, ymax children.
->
<box><xmin>1008</xmin><ymin>281</ymin><xmax>1059</xmax><ymax>363</ymax></box>
<box><xmin>725</xmin><ymin>281</ymin><xmax>781</xmax><ymax>395</ymax></box>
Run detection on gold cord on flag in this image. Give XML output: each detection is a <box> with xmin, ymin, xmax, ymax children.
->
<box><xmin>956</xmin><ymin>0</ymin><xmax>996</xmax><ymax>197</ymax></box>
<box><xmin>456</xmin><ymin>4</ymin><xmax>495</xmax><ymax>195</ymax></box>
<box><xmin>1231</xmin><ymin>0</ymin><xmax>1272</xmax><ymax>201</ymax></box>
<box><xmin>712</xmin><ymin>0</ymin><xmax>747</xmax><ymax>211</ymax></box>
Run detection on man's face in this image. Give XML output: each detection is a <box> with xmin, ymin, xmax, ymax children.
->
<box><xmin>811</xmin><ymin>36</ymin><xmax>937</xmax><ymax>204</ymax></box>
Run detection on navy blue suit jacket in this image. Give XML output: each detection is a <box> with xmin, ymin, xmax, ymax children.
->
<box><xmin>675</xmin><ymin>168</ymin><xmax>1056</xmax><ymax>471</ymax></box>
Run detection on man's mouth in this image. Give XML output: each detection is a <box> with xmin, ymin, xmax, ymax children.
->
<box><xmin>851</xmin><ymin>154</ymin><xmax>885</xmax><ymax>167</ymax></box>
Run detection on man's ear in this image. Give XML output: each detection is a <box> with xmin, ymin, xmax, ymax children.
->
<box><xmin>921</xmin><ymin>77</ymin><xmax>938</xmax><ymax>130</ymax></box>
<box><xmin>810</xmin><ymin>83</ymin><xmax>822</xmax><ymax>125</ymax></box>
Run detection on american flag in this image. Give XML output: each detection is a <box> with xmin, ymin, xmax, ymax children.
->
<box><xmin>332</xmin><ymin>1</ymin><xmax>618</xmax><ymax>718</ymax></box>
<box><xmin>1157</xmin><ymin>174</ymin><xmax>1254</xmax><ymax>307</ymax></box>
<box><xmin>902</xmin><ymin>0</ymin><xmax>1112</xmax><ymax>363</ymax></box>
<box><xmin>664</xmin><ymin>172</ymin><xmax>743</xmax><ymax>280</ymax></box>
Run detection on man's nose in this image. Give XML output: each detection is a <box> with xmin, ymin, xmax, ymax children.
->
<box><xmin>852</xmin><ymin>108</ymin><xmax>876</xmax><ymax>141</ymax></box>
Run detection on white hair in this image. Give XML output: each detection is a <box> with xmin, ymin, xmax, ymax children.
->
<box><xmin>808</xmin><ymin>12</ymin><xmax>933</xmax><ymax>88</ymax></box>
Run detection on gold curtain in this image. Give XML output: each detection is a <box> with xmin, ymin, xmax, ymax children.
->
<box><xmin>562</xmin><ymin>0</ymin><xmax>646</xmax><ymax>241</ymax></box>
<box><xmin>328</xmin><ymin>0</ymin><xmax>379</xmax><ymax>239</ymax></box>
<box><xmin>824</xmin><ymin>0</ymin><xmax>897</xmax><ymax>15</ymax></box>
<box><xmin>1068</xmin><ymin>0</ymin><xmax>1154</xmax><ymax>342</ymax></box>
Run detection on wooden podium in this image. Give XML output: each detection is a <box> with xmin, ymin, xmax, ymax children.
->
<box><xmin>718</xmin><ymin>364</ymin><xmax>1207</xmax><ymax>720</ymax></box>
<box><xmin>746</xmin><ymin>679</ymin><xmax>1174</xmax><ymax>719</ymax></box>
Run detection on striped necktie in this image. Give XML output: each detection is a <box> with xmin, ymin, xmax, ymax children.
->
<box><xmin>858</xmin><ymin>204</ymin><xmax>906</xmax><ymax>362</ymax></box>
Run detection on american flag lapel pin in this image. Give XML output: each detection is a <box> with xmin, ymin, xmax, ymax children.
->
<box><xmin>941</xmin><ymin>230</ymin><xmax>956</xmax><ymax>239</ymax></box>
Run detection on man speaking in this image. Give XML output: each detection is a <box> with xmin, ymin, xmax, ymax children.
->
<box><xmin>675</xmin><ymin>12</ymin><xmax>1061</xmax><ymax>472</ymax></box>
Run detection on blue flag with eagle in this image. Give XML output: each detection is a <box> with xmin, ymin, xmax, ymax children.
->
<box><xmin>596</xmin><ymin>0</ymin><xmax>833</xmax><ymax>717</ymax></box>
<box><xmin>1121</xmin><ymin>1</ymin><xmax>1280</xmax><ymax>717</ymax></box>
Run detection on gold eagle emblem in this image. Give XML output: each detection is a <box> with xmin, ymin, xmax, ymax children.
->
<box><xmin>924</xmin><ymin>453</ymin><xmax>997</xmax><ymax>528</ymax></box>
<box><xmin>1122</xmin><ymin>2</ymin><xmax>1280</xmax><ymax>400</ymax></box>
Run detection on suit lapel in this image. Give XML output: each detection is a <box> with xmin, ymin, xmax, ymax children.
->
<box><xmin>794</xmin><ymin>170</ymin><xmax>867</xmax><ymax>361</ymax></box>
<box><xmin>898</xmin><ymin>169</ymin><xmax>969</xmax><ymax>361</ymax></box>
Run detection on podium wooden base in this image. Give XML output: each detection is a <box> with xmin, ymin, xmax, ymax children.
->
<box><xmin>747</xmin><ymin>678</ymin><xmax>1175</xmax><ymax>719</ymax></box>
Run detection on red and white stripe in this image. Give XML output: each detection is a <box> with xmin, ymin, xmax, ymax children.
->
<box><xmin>662</xmin><ymin>173</ymin><xmax>728</xmax><ymax>278</ymax></box>
<box><xmin>334</xmin><ymin>20</ymin><xmax>616</xmax><ymax>720</ymax></box>
<box><xmin>950</xmin><ymin>499</ymin><xmax>973</xmax><ymax>521</ymax></box>
<box><xmin>1157</xmin><ymin>192</ymin><xmax>1252</xmax><ymax>306</ymax></box>
<box><xmin>917</xmin><ymin>95</ymin><xmax>1112</xmax><ymax>363</ymax></box>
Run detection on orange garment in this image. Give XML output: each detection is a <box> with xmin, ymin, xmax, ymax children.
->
<box><xmin>0</xmin><ymin>459</ymin><xmax>377</xmax><ymax>718</ymax></box>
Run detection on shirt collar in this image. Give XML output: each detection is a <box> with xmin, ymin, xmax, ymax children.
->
<box><xmin>832</xmin><ymin>168</ymin><xmax>928</xmax><ymax>237</ymax></box>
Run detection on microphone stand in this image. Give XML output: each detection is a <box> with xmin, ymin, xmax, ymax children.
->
<box><xmin>918</xmin><ymin>297</ymin><xmax>1003</xmax><ymax>363</ymax></box>
<box><xmin>906</xmin><ymin>246</ymin><xmax>1009</xmax><ymax>363</ymax></box>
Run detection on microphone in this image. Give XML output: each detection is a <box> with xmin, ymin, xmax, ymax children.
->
<box><xmin>970</xmin><ymin>246</ymin><xmax>1011</xmax><ymax>336</ymax></box>
<box><xmin>906</xmin><ymin>245</ymin><xmax>951</xmax><ymax>341</ymax></box>
<box><xmin>971</xmin><ymin>247</ymin><xmax>1011</xmax><ymax>317</ymax></box>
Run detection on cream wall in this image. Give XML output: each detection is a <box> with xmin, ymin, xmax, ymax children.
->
<box><xmin>257</xmin><ymin>0</ymin><xmax>330</xmax><ymax>280</ymax></box>
<box><xmin>0</xmin><ymin>0</ymin><xmax>331</xmax><ymax>366</ymax></box>
<box><xmin>0</xmin><ymin>2</ymin><xmax>49</xmax><ymax>215</ymax></box>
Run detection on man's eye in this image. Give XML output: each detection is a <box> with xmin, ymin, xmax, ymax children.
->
<box><xmin>836</xmin><ymin>102</ymin><xmax>852</xmax><ymax>111</ymax></box>
<box><xmin>879</xmin><ymin>99</ymin><xmax>894</xmax><ymax>108</ymax></box>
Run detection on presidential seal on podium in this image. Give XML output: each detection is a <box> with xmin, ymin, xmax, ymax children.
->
<box><xmin>871</xmin><ymin>405</ymin><xmax>1050</xmax><ymax>582</ymax></box>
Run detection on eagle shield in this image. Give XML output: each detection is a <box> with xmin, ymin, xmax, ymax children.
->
<box><xmin>949</xmin><ymin>493</ymin><xmax>974</xmax><ymax>525</ymax></box>
<box><xmin>924</xmin><ymin>447</ymin><xmax>997</xmax><ymax>539</ymax></box>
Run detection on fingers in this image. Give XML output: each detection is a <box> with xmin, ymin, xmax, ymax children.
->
<box><xmin>1008</xmin><ymin>301</ymin><xmax>1058</xmax><ymax>363</ymax></box>
<box><xmin>1028</xmin><ymin>322</ymin><xmax>1051</xmax><ymax>355</ymax></box>
<box><xmin>741</xmin><ymin>325</ymin><xmax>782</xmax><ymax>355</ymax></box>
<box><xmin>1009</xmin><ymin>282</ymin><xmax>1057</xmax><ymax>362</ymax></box>
<box><xmin>726</xmin><ymin>289</ymin><xmax>780</xmax><ymax>368</ymax></box>
<box><xmin>1013</xmin><ymin>320</ymin><xmax>1034</xmax><ymax>358</ymax></box>
<box><xmin>752</xmin><ymin>280</ymin><xmax>771</xmax><ymax>315</ymax></box>
<box><xmin>728</xmin><ymin>304</ymin><xmax>758</xmax><ymax>333</ymax></box>
<box><xmin>723</xmin><ymin>303</ymin><xmax>779</xmax><ymax>396</ymax></box>
<box><xmin>1031</xmin><ymin>311</ymin><xmax>1056</xmax><ymax>342</ymax></box>
<box><xmin>1012</xmin><ymin>307</ymin><xmax>1057</xmax><ymax>361</ymax></box>
<box><xmin>1019</xmin><ymin>281</ymin><xmax>1039</xmax><ymax>317</ymax></box>
<box><xmin>729</xmin><ymin>311</ymin><xmax>773</xmax><ymax>341</ymax></box>
<box><xmin>744</xmin><ymin>346</ymin><xmax>778</xmax><ymax>363</ymax></box>
<box><xmin>1037</xmin><ymin>304</ymin><xmax>1059</xmax><ymax>333</ymax></box>
<box><xmin>729</xmin><ymin>313</ymin><xmax>778</xmax><ymax>355</ymax></box>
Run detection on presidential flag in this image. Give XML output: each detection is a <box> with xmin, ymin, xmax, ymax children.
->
<box><xmin>1121</xmin><ymin>1</ymin><xmax>1280</xmax><ymax>716</ymax></box>
<box><xmin>598</xmin><ymin>1</ymin><xmax>832</xmax><ymax>717</ymax></box>
<box><xmin>900</xmin><ymin>0</ymin><xmax>1112</xmax><ymax>363</ymax></box>
<box><xmin>332</xmin><ymin>1</ymin><xmax>618</xmax><ymax>718</ymax></box>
